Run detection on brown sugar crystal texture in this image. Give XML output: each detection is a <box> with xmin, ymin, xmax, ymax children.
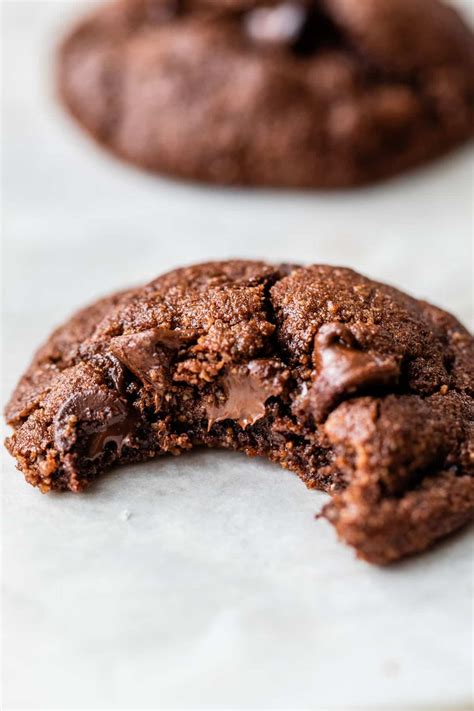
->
<box><xmin>57</xmin><ymin>0</ymin><xmax>474</xmax><ymax>187</ymax></box>
<box><xmin>5</xmin><ymin>261</ymin><xmax>474</xmax><ymax>564</ymax></box>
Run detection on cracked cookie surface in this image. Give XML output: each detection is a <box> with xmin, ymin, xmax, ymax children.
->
<box><xmin>57</xmin><ymin>0</ymin><xmax>474</xmax><ymax>187</ymax></box>
<box><xmin>5</xmin><ymin>261</ymin><xmax>474</xmax><ymax>564</ymax></box>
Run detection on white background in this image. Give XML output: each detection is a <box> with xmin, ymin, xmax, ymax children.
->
<box><xmin>2</xmin><ymin>1</ymin><xmax>473</xmax><ymax>709</ymax></box>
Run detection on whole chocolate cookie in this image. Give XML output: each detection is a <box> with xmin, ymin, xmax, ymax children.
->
<box><xmin>57</xmin><ymin>0</ymin><xmax>474</xmax><ymax>187</ymax></box>
<box><xmin>5</xmin><ymin>261</ymin><xmax>474</xmax><ymax>564</ymax></box>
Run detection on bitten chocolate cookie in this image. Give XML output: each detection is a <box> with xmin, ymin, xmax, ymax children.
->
<box><xmin>57</xmin><ymin>0</ymin><xmax>474</xmax><ymax>187</ymax></box>
<box><xmin>5</xmin><ymin>261</ymin><xmax>474</xmax><ymax>564</ymax></box>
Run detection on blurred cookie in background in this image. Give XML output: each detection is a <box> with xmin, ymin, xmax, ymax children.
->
<box><xmin>57</xmin><ymin>0</ymin><xmax>474</xmax><ymax>187</ymax></box>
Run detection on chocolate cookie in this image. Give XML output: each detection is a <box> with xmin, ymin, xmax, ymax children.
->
<box><xmin>57</xmin><ymin>0</ymin><xmax>474</xmax><ymax>187</ymax></box>
<box><xmin>5</xmin><ymin>261</ymin><xmax>474</xmax><ymax>564</ymax></box>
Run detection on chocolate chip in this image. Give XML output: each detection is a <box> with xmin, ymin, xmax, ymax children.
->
<box><xmin>109</xmin><ymin>327</ymin><xmax>194</xmax><ymax>397</ymax></box>
<box><xmin>299</xmin><ymin>322</ymin><xmax>401</xmax><ymax>422</ymax></box>
<box><xmin>53</xmin><ymin>389</ymin><xmax>129</xmax><ymax>452</ymax></box>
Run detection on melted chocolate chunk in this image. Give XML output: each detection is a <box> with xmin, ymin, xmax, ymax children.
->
<box><xmin>53</xmin><ymin>389</ymin><xmax>129</xmax><ymax>452</ymax></box>
<box><xmin>88</xmin><ymin>409</ymin><xmax>141</xmax><ymax>459</ymax></box>
<box><xmin>109</xmin><ymin>327</ymin><xmax>194</xmax><ymax>404</ymax></box>
<box><xmin>207</xmin><ymin>359</ymin><xmax>288</xmax><ymax>429</ymax></box>
<box><xmin>304</xmin><ymin>323</ymin><xmax>401</xmax><ymax>422</ymax></box>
